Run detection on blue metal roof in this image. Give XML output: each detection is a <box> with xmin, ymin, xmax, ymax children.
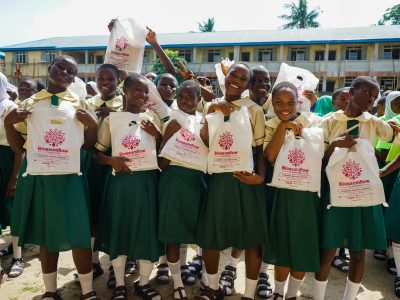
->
<box><xmin>0</xmin><ymin>51</ymin><xmax>4</xmax><ymax>58</ymax></box>
<box><xmin>1</xmin><ymin>25</ymin><xmax>400</xmax><ymax>52</ymax></box>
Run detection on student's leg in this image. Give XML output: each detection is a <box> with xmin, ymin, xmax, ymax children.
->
<box><xmin>156</xmin><ymin>254</ymin><xmax>169</xmax><ymax>284</ymax></box>
<box><xmin>243</xmin><ymin>246</ymin><xmax>262</xmax><ymax>299</ymax></box>
<box><xmin>135</xmin><ymin>260</ymin><xmax>161</xmax><ymax>300</ymax></box>
<box><xmin>273</xmin><ymin>266</ymin><xmax>290</xmax><ymax>298</ymax></box>
<box><xmin>341</xmin><ymin>250</ymin><xmax>365</xmax><ymax>300</ymax></box>
<box><xmin>203</xmin><ymin>249</ymin><xmax>220</xmax><ymax>291</ymax></box>
<box><xmin>72</xmin><ymin>248</ymin><xmax>95</xmax><ymax>296</ymax></box>
<box><xmin>167</xmin><ymin>243</ymin><xmax>187</xmax><ymax>298</ymax></box>
<box><xmin>179</xmin><ymin>244</ymin><xmax>196</xmax><ymax>285</ymax></box>
<box><xmin>9</xmin><ymin>235</ymin><xmax>24</xmax><ymax>278</ymax></box>
<box><xmin>314</xmin><ymin>248</ymin><xmax>336</xmax><ymax>300</ymax></box>
<box><xmin>220</xmin><ymin>248</ymin><xmax>242</xmax><ymax>295</ymax></box>
<box><xmin>286</xmin><ymin>271</ymin><xmax>305</xmax><ymax>299</ymax></box>
<box><xmin>392</xmin><ymin>241</ymin><xmax>400</xmax><ymax>297</ymax></box>
<box><xmin>40</xmin><ymin>246</ymin><xmax>59</xmax><ymax>294</ymax></box>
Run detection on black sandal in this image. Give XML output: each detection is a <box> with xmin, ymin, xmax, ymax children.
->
<box><xmin>339</xmin><ymin>248</ymin><xmax>350</xmax><ymax>260</ymax></box>
<box><xmin>0</xmin><ymin>244</ymin><xmax>13</xmax><ymax>257</ymax></box>
<box><xmin>134</xmin><ymin>281</ymin><xmax>162</xmax><ymax>300</ymax></box>
<box><xmin>388</xmin><ymin>258</ymin><xmax>398</xmax><ymax>275</ymax></box>
<box><xmin>92</xmin><ymin>262</ymin><xmax>104</xmax><ymax>279</ymax></box>
<box><xmin>395</xmin><ymin>277</ymin><xmax>400</xmax><ymax>298</ymax></box>
<box><xmin>272</xmin><ymin>293</ymin><xmax>283</xmax><ymax>300</ymax></box>
<box><xmin>125</xmin><ymin>260</ymin><xmax>137</xmax><ymax>275</ymax></box>
<box><xmin>331</xmin><ymin>256</ymin><xmax>349</xmax><ymax>272</ymax></box>
<box><xmin>188</xmin><ymin>255</ymin><xmax>203</xmax><ymax>278</ymax></box>
<box><xmin>219</xmin><ymin>265</ymin><xmax>236</xmax><ymax>296</ymax></box>
<box><xmin>181</xmin><ymin>265</ymin><xmax>196</xmax><ymax>285</ymax></box>
<box><xmin>9</xmin><ymin>257</ymin><xmax>24</xmax><ymax>278</ymax></box>
<box><xmin>374</xmin><ymin>249</ymin><xmax>387</xmax><ymax>261</ymax></box>
<box><xmin>256</xmin><ymin>272</ymin><xmax>273</xmax><ymax>299</ymax></box>
<box><xmin>107</xmin><ymin>266</ymin><xmax>116</xmax><ymax>289</ymax></box>
<box><xmin>80</xmin><ymin>290</ymin><xmax>98</xmax><ymax>300</ymax></box>
<box><xmin>112</xmin><ymin>286</ymin><xmax>128</xmax><ymax>300</ymax></box>
<box><xmin>173</xmin><ymin>286</ymin><xmax>188</xmax><ymax>300</ymax></box>
<box><xmin>156</xmin><ymin>263</ymin><xmax>169</xmax><ymax>284</ymax></box>
<box><xmin>194</xmin><ymin>286</ymin><xmax>225</xmax><ymax>300</ymax></box>
<box><xmin>41</xmin><ymin>292</ymin><xmax>62</xmax><ymax>300</ymax></box>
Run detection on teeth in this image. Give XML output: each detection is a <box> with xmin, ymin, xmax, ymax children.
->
<box><xmin>230</xmin><ymin>84</ymin><xmax>239</xmax><ymax>89</ymax></box>
<box><xmin>258</xmin><ymin>89</ymin><xmax>266</xmax><ymax>92</ymax></box>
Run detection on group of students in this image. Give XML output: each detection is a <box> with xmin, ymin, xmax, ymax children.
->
<box><xmin>1</xmin><ymin>28</ymin><xmax>400</xmax><ymax>300</ymax></box>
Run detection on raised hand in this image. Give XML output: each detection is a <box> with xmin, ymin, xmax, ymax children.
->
<box><xmin>175</xmin><ymin>60</ymin><xmax>194</xmax><ymax>81</ymax></box>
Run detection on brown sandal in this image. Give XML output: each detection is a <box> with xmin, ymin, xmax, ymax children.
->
<box><xmin>112</xmin><ymin>286</ymin><xmax>128</xmax><ymax>299</ymax></box>
<box><xmin>80</xmin><ymin>290</ymin><xmax>98</xmax><ymax>300</ymax></box>
<box><xmin>173</xmin><ymin>287</ymin><xmax>188</xmax><ymax>300</ymax></box>
<box><xmin>194</xmin><ymin>287</ymin><xmax>225</xmax><ymax>300</ymax></box>
<box><xmin>272</xmin><ymin>293</ymin><xmax>283</xmax><ymax>300</ymax></box>
<box><xmin>41</xmin><ymin>292</ymin><xmax>62</xmax><ymax>300</ymax></box>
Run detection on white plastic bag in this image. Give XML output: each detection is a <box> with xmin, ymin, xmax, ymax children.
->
<box><xmin>67</xmin><ymin>77</ymin><xmax>87</xmax><ymax>101</ymax></box>
<box><xmin>159</xmin><ymin>109</ymin><xmax>208</xmax><ymax>172</ymax></box>
<box><xmin>325</xmin><ymin>139</ymin><xmax>387</xmax><ymax>207</ymax></box>
<box><xmin>104</xmin><ymin>18</ymin><xmax>147</xmax><ymax>73</ymax></box>
<box><xmin>25</xmin><ymin>107</ymin><xmax>84</xmax><ymax>176</ymax></box>
<box><xmin>270</xmin><ymin>128</ymin><xmax>324</xmax><ymax>195</ymax></box>
<box><xmin>207</xmin><ymin>107</ymin><xmax>253</xmax><ymax>173</ymax></box>
<box><xmin>142</xmin><ymin>79</ymin><xmax>171</xmax><ymax>121</ymax></box>
<box><xmin>109</xmin><ymin>111</ymin><xmax>158</xmax><ymax>173</ymax></box>
<box><xmin>274</xmin><ymin>62</ymin><xmax>319</xmax><ymax>112</ymax></box>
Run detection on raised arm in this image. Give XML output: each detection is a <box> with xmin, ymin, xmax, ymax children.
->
<box><xmin>146</xmin><ymin>27</ymin><xmax>176</xmax><ymax>76</ymax></box>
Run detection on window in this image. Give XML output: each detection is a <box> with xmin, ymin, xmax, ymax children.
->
<box><xmin>178</xmin><ymin>49</ymin><xmax>192</xmax><ymax>62</ymax></box>
<box><xmin>42</xmin><ymin>51</ymin><xmax>55</xmax><ymax>62</ymax></box>
<box><xmin>241</xmin><ymin>52</ymin><xmax>250</xmax><ymax>62</ymax></box>
<box><xmin>326</xmin><ymin>81</ymin><xmax>335</xmax><ymax>92</ymax></box>
<box><xmin>328</xmin><ymin>50</ymin><xmax>336</xmax><ymax>61</ymax></box>
<box><xmin>381</xmin><ymin>77</ymin><xmax>397</xmax><ymax>91</ymax></box>
<box><xmin>290</xmin><ymin>48</ymin><xmax>306</xmax><ymax>61</ymax></box>
<box><xmin>344</xmin><ymin>77</ymin><xmax>356</xmax><ymax>87</ymax></box>
<box><xmin>143</xmin><ymin>51</ymin><xmax>149</xmax><ymax>63</ymax></box>
<box><xmin>314</xmin><ymin>51</ymin><xmax>324</xmax><ymax>61</ymax></box>
<box><xmin>96</xmin><ymin>55</ymin><xmax>104</xmax><ymax>64</ymax></box>
<box><xmin>229</xmin><ymin>52</ymin><xmax>234</xmax><ymax>61</ymax></box>
<box><xmin>345</xmin><ymin>47</ymin><xmax>362</xmax><ymax>60</ymax></box>
<box><xmin>207</xmin><ymin>49</ymin><xmax>221</xmax><ymax>62</ymax></box>
<box><xmin>383</xmin><ymin>46</ymin><xmax>400</xmax><ymax>60</ymax></box>
<box><xmin>258</xmin><ymin>48</ymin><xmax>272</xmax><ymax>61</ymax></box>
<box><xmin>15</xmin><ymin>51</ymin><xmax>27</xmax><ymax>64</ymax></box>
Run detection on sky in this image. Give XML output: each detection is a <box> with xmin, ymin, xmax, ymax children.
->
<box><xmin>1</xmin><ymin>0</ymin><xmax>399</xmax><ymax>47</ymax></box>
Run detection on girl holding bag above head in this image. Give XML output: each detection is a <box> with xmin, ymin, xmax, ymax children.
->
<box><xmin>263</xmin><ymin>82</ymin><xmax>323</xmax><ymax>300</ymax></box>
<box><xmin>158</xmin><ymin>80</ymin><xmax>208</xmax><ymax>300</ymax></box>
<box><xmin>94</xmin><ymin>73</ymin><xmax>163</xmax><ymax>300</ymax></box>
<box><xmin>314</xmin><ymin>76</ymin><xmax>400</xmax><ymax>300</ymax></box>
<box><xmin>196</xmin><ymin>62</ymin><xmax>268</xmax><ymax>300</ymax></box>
<box><xmin>4</xmin><ymin>55</ymin><xmax>98</xmax><ymax>300</ymax></box>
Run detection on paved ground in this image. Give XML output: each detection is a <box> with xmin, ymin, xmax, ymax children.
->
<box><xmin>0</xmin><ymin>230</ymin><xmax>396</xmax><ymax>299</ymax></box>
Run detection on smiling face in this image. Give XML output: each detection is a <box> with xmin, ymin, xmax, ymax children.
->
<box><xmin>332</xmin><ymin>91</ymin><xmax>350</xmax><ymax>111</ymax></box>
<box><xmin>391</xmin><ymin>96</ymin><xmax>400</xmax><ymax>114</ymax></box>
<box><xmin>272</xmin><ymin>87</ymin><xmax>298</xmax><ymax>122</ymax></box>
<box><xmin>157</xmin><ymin>74</ymin><xmax>177</xmax><ymax>101</ymax></box>
<box><xmin>177</xmin><ymin>85</ymin><xmax>200</xmax><ymax>115</ymax></box>
<box><xmin>48</xmin><ymin>57</ymin><xmax>77</xmax><ymax>90</ymax></box>
<box><xmin>124</xmin><ymin>78</ymin><xmax>149</xmax><ymax>108</ymax></box>
<box><xmin>18</xmin><ymin>78</ymin><xmax>37</xmax><ymax>100</ymax></box>
<box><xmin>224</xmin><ymin>64</ymin><xmax>251</xmax><ymax>99</ymax></box>
<box><xmin>249</xmin><ymin>69</ymin><xmax>271</xmax><ymax>102</ymax></box>
<box><xmin>96</xmin><ymin>68</ymin><xmax>118</xmax><ymax>99</ymax></box>
<box><xmin>348</xmin><ymin>81</ymin><xmax>380</xmax><ymax>114</ymax></box>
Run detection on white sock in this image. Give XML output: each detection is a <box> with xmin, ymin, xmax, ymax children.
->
<box><xmin>159</xmin><ymin>255</ymin><xmax>167</xmax><ymax>264</ymax></box>
<box><xmin>168</xmin><ymin>260</ymin><xmax>184</xmax><ymax>288</ymax></box>
<box><xmin>201</xmin><ymin>261</ymin><xmax>209</xmax><ymax>287</ymax></box>
<box><xmin>11</xmin><ymin>236</ymin><xmax>22</xmax><ymax>259</ymax></box>
<box><xmin>388</xmin><ymin>245</ymin><xmax>394</xmax><ymax>259</ymax></box>
<box><xmin>260</xmin><ymin>262</ymin><xmax>268</xmax><ymax>274</ymax></box>
<box><xmin>313</xmin><ymin>279</ymin><xmax>328</xmax><ymax>300</ymax></box>
<box><xmin>343</xmin><ymin>278</ymin><xmax>361</xmax><ymax>300</ymax></box>
<box><xmin>180</xmin><ymin>245</ymin><xmax>188</xmax><ymax>266</ymax></box>
<box><xmin>273</xmin><ymin>279</ymin><xmax>286</xmax><ymax>297</ymax></box>
<box><xmin>286</xmin><ymin>275</ymin><xmax>303</xmax><ymax>298</ymax></box>
<box><xmin>336</xmin><ymin>248</ymin><xmax>340</xmax><ymax>255</ymax></box>
<box><xmin>112</xmin><ymin>256</ymin><xmax>127</xmax><ymax>287</ymax></box>
<box><xmin>43</xmin><ymin>271</ymin><xmax>57</xmax><ymax>293</ymax></box>
<box><xmin>228</xmin><ymin>254</ymin><xmax>240</xmax><ymax>268</ymax></box>
<box><xmin>243</xmin><ymin>277</ymin><xmax>257</xmax><ymax>299</ymax></box>
<box><xmin>392</xmin><ymin>242</ymin><xmax>400</xmax><ymax>277</ymax></box>
<box><xmin>139</xmin><ymin>260</ymin><xmax>153</xmax><ymax>286</ymax></box>
<box><xmin>78</xmin><ymin>271</ymin><xmax>94</xmax><ymax>295</ymax></box>
<box><xmin>207</xmin><ymin>273</ymin><xmax>219</xmax><ymax>290</ymax></box>
<box><xmin>197</xmin><ymin>246</ymin><xmax>202</xmax><ymax>256</ymax></box>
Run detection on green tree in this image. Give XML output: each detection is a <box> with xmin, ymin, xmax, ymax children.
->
<box><xmin>151</xmin><ymin>49</ymin><xmax>186</xmax><ymax>83</ymax></box>
<box><xmin>280</xmin><ymin>0</ymin><xmax>321</xmax><ymax>29</ymax></box>
<box><xmin>378</xmin><ymin>4</ymin><xmax>400</xmax><ymax>25</ymax></box>
<box><xmin>198</xmin><ymin>17</ymin><xmax>215</xmax><ymax>32</ymax></box>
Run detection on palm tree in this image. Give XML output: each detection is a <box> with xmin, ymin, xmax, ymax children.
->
<box><xmin>198</xmin><ymin>17</ymin><xmax>215</xmax><ymax>32</ymax></box>
<box><xmin>280</xmin><ymin>0</ymin><xmax>321</xmax><ymax>29</ymax></box>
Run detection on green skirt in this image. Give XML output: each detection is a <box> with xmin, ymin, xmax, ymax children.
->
<box><xmin>95</xmin><ymin>170</ymin><xmax>163</xmax><ymax>261</ymax></box>
<box><xmin>321</xmin><ymin>190</ymin><xmax>387</xmax><ymax>251</ymax></box>
<box><xmin>197</xmin><ymin>173</ymin><xmax>268</xmax><ymax>250</ymax></box>
<box><xmin>158</xmin><ymin>165</ymin><xmax>206</xmax><ymax>244</ymax></box>
<box><xmin>11</xmin><ymin>158</ymin><xmax>91</xmax><ymax>252</ymax></box>
<box><xmin>384</xmin><ymin>173</ymin><xmax>400</xmax><ymax>241</ymax></box>
<box><xmin>265</xmin><ymin>188</ymin><xmax>321</xmax><ymax>272</ymax></box>
<box><xmin>0</xmin><ymin>146</ymin><xmax>15</xmax><ymax>233</ymax></box>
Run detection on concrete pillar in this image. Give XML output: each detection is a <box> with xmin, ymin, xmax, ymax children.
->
<box><xmin>234</xmin><ymin>46</ymin><xmax>240</xmax><ymax>61</ymax></box>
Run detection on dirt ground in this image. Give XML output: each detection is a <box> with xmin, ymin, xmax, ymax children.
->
<box><xmin>0</xmin><ymin>229</ymin><xmax>396</xmax><ymax>300</ymax></box>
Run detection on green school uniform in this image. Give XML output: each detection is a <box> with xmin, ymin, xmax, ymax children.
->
<box><xmin>384</xmin><ymin>172</ymin><xmax>400</xmax><ymax>241</ymax></box>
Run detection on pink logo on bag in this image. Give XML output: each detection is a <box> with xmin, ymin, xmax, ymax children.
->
<box><xmin>122</xmin><ymin>133</ymin><xmax>140</xmax><ymax>150</ymax></box>
<box><xmin>115</xmin><ymin>36</ymin><xmax>128</xmax><ymax>51</ymax></box>
<box><xmin>180</xmin><ymin>128</ymin><xmax>195</xmax><ymax>142</ymax></box>
<box><xmin>44</xmin><ymin>129</ymin><xmax>66</xmax><ymax>147</ymax></box>
<box><xmin>288</xmin><ymin>148</ymin><xmax>305</xmax><ymax>167</ymax></box>
<box><xmin>218</xmin><ymin>131</ymin><xmax>234</xmax><ymax>150</ymax></box>
<box><xmin>342</xmin><ymin>159</ymin><xmax>362</xmax><ymax>180</ymax></box>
